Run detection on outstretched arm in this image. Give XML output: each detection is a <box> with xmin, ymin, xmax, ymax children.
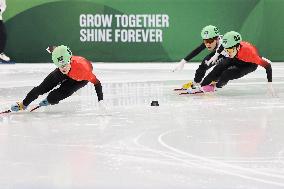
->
<box><xmin>88</xmin><ymin>72</ymin><xmax>103</xmax><ymax>102</ymax></box>
<box><xmin>94</xmin><ymin>80</ymin><xmax>103</xmax><ymax>101</ymax></box>
<box><xmin>184</xmin><ymin>43</ymin><xmax>206</xmax><ymax>61</ymax></box>
<box><xmin>260</xmin><ymin>57</ymin><xmax>272</xmax><ymax>82</ymax></box>
<box><xmin>172</xmin><ymin>43</ymin><xmax>206</xmax><ymax>72</ymax></box>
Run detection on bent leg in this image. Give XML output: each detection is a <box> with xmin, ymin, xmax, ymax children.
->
<box><xmin>47</xmin><ymin>79</ymin><xmax>88</xmax><ymax>105</ymax></box>
<box><xmin>216</xmin><ymin>63</ymin><xmax>258</xmax><ymax>88</ymax></box>
<box><xmin>194</xmin><ymin>51</ymin><xmax>216</xmax><ymax>83</ymax></box>
<box><xmin>201</xmin><ymin>58</ymin><xmax>232</xmax><ymax>86</ymax></box>
<box><xmin>23</xmin><ymin>69</ymin><xmax>67</xmax><ymax>106</ymax></box>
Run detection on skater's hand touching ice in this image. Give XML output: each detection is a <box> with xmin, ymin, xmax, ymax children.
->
<box><xmin>267</xmin><ymin>82</ymin><xmax>278</xmax><ymax>97</ymax></box>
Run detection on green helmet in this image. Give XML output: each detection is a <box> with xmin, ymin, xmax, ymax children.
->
<box><xmin>201</xmin><ymin>25</ymin><xmax>220</xmax><ymax>39</ymax></box>
<box><xmin>52</xmin><ymin>45</ymin><xmax>72</xmax><ymax>67</ymax></box>
<box><xmin>222</xmin><ymin>31</ymin><xmax>242</xmax><ymax>48</ymax></box>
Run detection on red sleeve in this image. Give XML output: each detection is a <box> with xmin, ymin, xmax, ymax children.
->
<box><xmin>237</xmin><ymin>42</ymin><xmax>270</xmax><ymax>69</ymax></box>
<box><xmin>237</xmin><ymin>42</ymin><xmax>272</xmax><ymax>82</ymax></box>
<box><xmin>83</xmin><ymin>59</ymin><xmax>99</xmax><ymax>84</ymax></box>
<box><xmin>87</xmin><ymin>72</ymin><xmax>98</xmax><ymax>84</ymax></box>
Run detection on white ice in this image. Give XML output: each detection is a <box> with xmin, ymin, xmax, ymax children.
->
<box><xmin>0</xmin><ymin>63</ymin><xmax>284</xmax><ymax>189</ymax></box>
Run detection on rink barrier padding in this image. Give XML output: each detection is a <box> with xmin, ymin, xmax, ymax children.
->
<box><xmin>4</xmin><ymin>0</ymin><xmax>284</xmax><ymax>62</ymax></box>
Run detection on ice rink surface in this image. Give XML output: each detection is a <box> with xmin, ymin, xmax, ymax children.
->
<box><xmin>0</xmin><ymin>63</ymin><xmax>284</xmax><ymax>189</ymax></box>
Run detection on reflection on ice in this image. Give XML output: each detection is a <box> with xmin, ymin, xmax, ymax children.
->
<box><xmin>80</xmin><ymin>82</ymin><xmax>167</xmax><ymax>108</ymax></box>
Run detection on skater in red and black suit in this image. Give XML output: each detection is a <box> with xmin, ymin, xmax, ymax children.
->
<box><xmin>188</xmin><ymin>31</ymin><xmax>275</xmax><ymax>95</ymax></box>
<box><xmin>11</xmin><ymin>45</ymin><xmax>104</xmax><ymax>111</ymax></box>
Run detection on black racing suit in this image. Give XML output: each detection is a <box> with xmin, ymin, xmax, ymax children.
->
<box><xmin>201</xmin><ymin>41</ymin><xmax>272</xmax><ymax>88</ymax></box>
<box><xmin>183</xmin><ymin>41</ymin><xmax>226</xmax><ymax>83</ymax></box>
<box><xmin>201</xmin><ymin>58</ymin><xmax>258</xmax><ymax>88</ymax></box>
<box><xmin>23</xmin><ymin>68</ymin><xmax>103</xmax><ymax>106</ymax></box>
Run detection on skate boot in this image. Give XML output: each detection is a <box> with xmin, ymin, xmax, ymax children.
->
<box><xmin>201</xmin><ymin>83</ymin><xmax>216</xmax><ymax>92</ymax></box>
<box><xmin>182</xmin><ymin>81</ymin><xmax>200</xmax><ymax>89</ymax></box>
<box><xmin>186</xmin><ymin>84</ymin><xmax>203</xmax><ymax>94</ymax></box>
<box><xmin>11</xmin><ymin>102</ymin><xmax>27</xmax><ymax>112</ymax></box>
<box><xmin>0</xmin><ymin>53</ymin><xmax>10</xmax><ymax>62</ymax></box>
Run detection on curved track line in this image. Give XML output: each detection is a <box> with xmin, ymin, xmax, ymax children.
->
<box><xmin>157</xmin><ymin>129</ymin><xmax>284</xmax><ymax>186</ymax></box>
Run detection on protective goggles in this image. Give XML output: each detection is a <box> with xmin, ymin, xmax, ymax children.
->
<box><xmin>224</xmin><ymin>47</ymin><xmax>235</xmax><ymax>54</ymax></box>
<box><xmin>59</xmin><ymin>63</ymin><xmax>70</xmax><ymax>69</ymax></box>
<box><xmin>203</xmin><ymin>38</ymin><xmax>216</xmax><ymax>44</ymax></box>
